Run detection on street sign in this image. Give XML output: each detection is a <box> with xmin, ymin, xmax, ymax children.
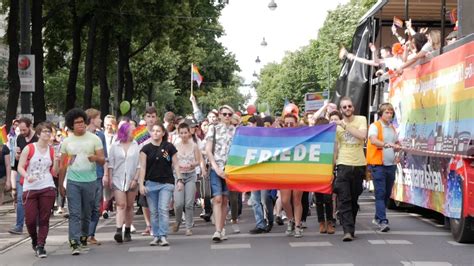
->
<box><xmin>304</xmin><ymin>92</ymin><xmax>325</xmax><ymax>112</ymax></box>
<box><xmin>18</xmin><ymin>54</ymin><xmax>35</xmax><ymax>92</ymax></box>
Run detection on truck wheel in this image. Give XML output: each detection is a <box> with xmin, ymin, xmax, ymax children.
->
<box><xmin>449</xmin><ymin>182</ymin><xmax>474</xmax><ymax>243</ymax></box>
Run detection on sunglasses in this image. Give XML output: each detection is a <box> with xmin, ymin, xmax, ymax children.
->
<box><xmin>221</xmin><ymin>112</ymin><xmax>233</xmax><ymax>117</ymax></box>
<box><xmin>341</xmin><ymin>105</ymin><xmax>353</xmax><ymax>110</ymax></box>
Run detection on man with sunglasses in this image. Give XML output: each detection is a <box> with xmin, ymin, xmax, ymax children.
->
<box><xmin>205</xmin><ymin>105</ymin><xmax>236</xmax><ymax>242</ymax></box>
<box><xmin>334</xmin><ymin>96</ymin><xmax>367</xmax><ymax>242</ymax></box>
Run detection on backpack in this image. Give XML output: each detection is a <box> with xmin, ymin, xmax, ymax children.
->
<box><xmin>19</xmin><ymin>143</ymin><xmax>55</xmax><ymax>186</ymax></box>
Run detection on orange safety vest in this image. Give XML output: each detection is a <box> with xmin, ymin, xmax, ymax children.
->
<box><xmin>366</xmin><ymin>121</ymin><xmax>395</xmax><ymax>165</ymax></box>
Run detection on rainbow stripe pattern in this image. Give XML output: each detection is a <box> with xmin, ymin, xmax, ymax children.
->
<box><xmin>133</xmin><ymin>125</ymin><xmax>150</xmax><ymax>145</ymax></box>
<box><xmin>192</xmin><ymin>64</ymin><xmax>203</xmax><ymax>87</ymax></box>
<box><xmin>0</xmin><ymin>125</ymin><xmax>7</xmax><ymax>145</ymax></box>
<box><xmin>225</xmin><ymin>124</ymin><xmax>336</xmax><ymax>193</ymax></box>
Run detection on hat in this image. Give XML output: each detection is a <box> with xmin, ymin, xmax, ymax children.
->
<box><xmin>219</xmin><ymin>105</ymin><xmax>235</xmax><ymax>114</ymax></box>
<box><xmin>184</xmin><ymin>118</ymin><xmax>198</xmax><ymax>127</ymax></box>
<box><xmin>446</xmin><ymin>30</ymin><xmax>457</xmax><ymax>40</ymax></box>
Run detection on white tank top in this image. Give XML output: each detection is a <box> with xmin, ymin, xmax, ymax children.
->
<box><xmin>23</xmin><ymin>143</ymin><xmax>55</xmax><ymax>191</ymax></box>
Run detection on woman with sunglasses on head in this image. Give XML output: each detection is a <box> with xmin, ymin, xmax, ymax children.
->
<box><xmin>279</xmin><ymin>113</ymin><xmax>305</xmax><ymax>238</ymax></box>
<box><xmin>17</xmin><ymin>122</ymin><xmax>59</xmax><ymax>258</ymax></box>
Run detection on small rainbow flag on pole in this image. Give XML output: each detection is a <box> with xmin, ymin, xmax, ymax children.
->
<box><xmin>132</xmin><ymin>125</ymin><xmax>150</xmax><ymax>145</ymax></box>
<box><xmin>225</xmin><ymin>124</ymin><xmax>336</xmax><ymax>193</ymax></box>
<box><xmin>191</xmin><ymin>64</ymin><xmax>203</xmax><ymax>87</ymax></box>
<box><xmin>0</xmin><ymin>125</ymin><xmax>8</xmax><ymax>145</ymax></box>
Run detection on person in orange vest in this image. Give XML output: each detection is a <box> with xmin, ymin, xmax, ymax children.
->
<box><xmin>367</xmin><ymin>103</ymin><xmax>401</xmax><ymax>233</ymax></box>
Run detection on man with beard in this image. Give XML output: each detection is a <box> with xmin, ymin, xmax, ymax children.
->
<box><xmin>8</xmin><ymin>117</ymin><xmax>38</xmax><ymax>235</ymax></box>
<box><xmin>334</xmin><ymin>97</ymin><xmax>367</xmax><ymax>242</ymax></box>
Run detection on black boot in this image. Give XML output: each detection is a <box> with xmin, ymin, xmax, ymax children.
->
<box><xmin>124</xmin><ymin>227</ymin><xmax>132</xmax><ymax>242</ymax></box>
<box><xmin>114</xmin><ymin>228</ymin><xmax>123</xmax><ymax>243</ymax></box>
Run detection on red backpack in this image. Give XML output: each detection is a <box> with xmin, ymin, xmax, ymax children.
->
<box><xmin>19</xmin><ymin>143</ymin><xmax>55</xmax><ymax>186</ymax></box>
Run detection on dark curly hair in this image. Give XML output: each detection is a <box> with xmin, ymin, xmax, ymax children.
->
<box><xmin>65</xmin><ymin>108</ymin><xmax>88</xmax><ymax>130</ymax></box>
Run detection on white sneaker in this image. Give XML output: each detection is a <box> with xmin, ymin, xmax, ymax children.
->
<box><xmin>212</xmin><ymin>231</ymin><xmax>222</xmax><ymax>242</ymax></box>
<box><xmin>220</xmin><ymin>229</ymin><xmax>228</xmax><ymax>240</ymax></box>
<box><xmin>130</xmin><ymin>224</ymin><xmax>136</xmax><ymax>234</ymax></box>
<box><xmin>149</xmin><ymin>237</ymin><xmax>159</xmax><ymax>246</ymax></box>
<box><xmin>232</xmin><ymin>223</ymin><xmax>240</xmax><ymax>234</ymax></box>
<box><xmin>158</xmin><ymin>236</ymin><xmax>169</xmax><ymax>246</ymax></box>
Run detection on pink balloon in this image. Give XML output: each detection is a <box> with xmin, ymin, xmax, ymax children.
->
<box><xmin>247</xmin><ymin>105</ymin><xmax>257</xmax><ymax>115</ymax></box>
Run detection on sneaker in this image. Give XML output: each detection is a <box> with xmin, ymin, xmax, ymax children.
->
<box><xmin>87</xmin><ymin>236</ymin><xmax>101</xmax><ymax>245</ymax></box>
<box><xmin>70</xmin><ymin>241</ymin><xmax>80</xmax><ymax>255</ymax></box>
<box><xmin>231</xmin><ymin>223</ymin><xmax>240</xmax><ymax>234</ymax></box>
<box><xmin>158</xmin><ymin>236</ymin><xmax>169</xmax><ymax>246</ymax></box>
<box><xmin>285</xmin><ymin>220</ymin><xmax>295</xmax><ymax>236</ymax></box>
<box><xmin>212</xmin><ymin>231</ymin><xmax>222</xmax><ymax>242</ymax></box>
<box><xmin>79</xmin><ymin>237</ymin><xmax>89</xmax><ymax>252</ymax></box>
<box><xmin>149</xmin><ymin>237</ymin><xmax>159</xmax><ymax>246</ymax></box>
<box><xmin>124</xmin><ymin>231</ymin><xmax>132</xmax><ymax>242</ymax></box>
<box><xmin>249</xmin><ymin>227</ymin><xmax>266</xmax><ymax>234</ymax></box>
<box><xmin>220</xmin><ymin>229</ymin><xmax>228</xmax><ymax>240</ymax></box>
<box><xmin>172</xmin><ymin>222</ymin><xmax>180</xmax><ymax>233</ymax></box>
<box><xmin>372</xmin><ymin>219</ymin><xmax>381</xmax><ymax>226</ymax></box>
<box><xmin>185</xmin><ymin>229</ymin><xmax>193</xmax><ymax>236</ymax></box>
<box><xmin>114</xmin><ymin>232</ymin><xmax>123</xmax><ymax>243</ymax></box>
<box><xmin>36</xmin><ymin>246</ymin><xmax>47</xmax><ymax>258</ymax></box>
<box><xmin>265</xmin><ymin>222</ymin><xmax>273</xmax><ymax>233</ymax></box>
<box><xmin>342</xmin><ymin>233</ymin><xmax>354</xmax><ymax>242</ymax></box>
<box><xmin>141</xmin><ymin>226</ymin><xmax>151</xmax><ymax>236</ymax></box>
<box><xmin>294</xmin><ymin>226</ymin><xmax>303</xmax><ymax>238</ymax></box>
<box><xmin>301</xmin><ymin>221</ymin><xmax>307</xmax><ymax>229</ymax></box>
<box><xmin>379</xmin><ymin>223</ymin><xmax>390</xmax><ymax>232</ymax></box>
<box><xmin>102</xmin><ymin>211</ymin><xmax>109</xmax><ymax>219</ymax></box>
<box><xmin>8</xmin><ymin>228</ymin><xmax>23</xmax><ymax>235</ymax></box>
<box><xmin>130</xmin><ymin>224</ymin><xmax>137</xmax><ymax>234</ymax></box>
<box><xmin>275</xmin><ymin>216</ymin><xmax>284</xmax><ymax>225</ymax></box>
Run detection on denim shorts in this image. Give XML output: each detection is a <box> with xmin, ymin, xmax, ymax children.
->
<box><xmin>209</xmin><ymin>169</ymin><xmax>229</xmax><ymax>198</ymax></box>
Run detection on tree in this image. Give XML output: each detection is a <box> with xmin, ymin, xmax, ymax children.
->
<box><xmin>31</xmin><ymin>0</ymin><xmax>46</xmax><ymax>123</ymax></box>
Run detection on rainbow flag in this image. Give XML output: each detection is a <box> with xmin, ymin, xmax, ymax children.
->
<box><xmin>133</xmin><ymin>125</ymin><xmax>150</xmax><ymax>145</ymax></box>
<box><xmin>0</xmin><ymin>125</ymin><xmax>7</xmax><ymax>145</ymax></box>
<box><xmin>225</xmin><ymin>124</ymin><xmax>336</xmax><ymax>193</ymax></box>
<box><xmin>192</xmin><ymin>64</ymin><xmax>203</xmax><ymax>87</ymax></box>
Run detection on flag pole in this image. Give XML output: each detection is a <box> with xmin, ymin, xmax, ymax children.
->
<box><xmin>190</xmin><ymin>63</ymin><xmax>194</xmax><ymax>96</ymax></box>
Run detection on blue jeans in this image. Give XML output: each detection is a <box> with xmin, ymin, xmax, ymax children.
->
<box><xmin>14</xmin><ymin>173</ymin><xmax>24</xmax><ymax>231</ymax></box>
<box><xmin>251</xmin><ymin>190</ymin><xmax>274</xmax><ymax>229</ymax></box>
<box><xmin>88</xmin><ymin>178</ymin><xmax>103</xmax><ymax>237</ymax></box>
<box><xmin>174</xmin><ymin>172</ymin><xmax>197</xmax><ymax>230</ymax></box>
<box><xmin>145</xmin><ymin>181</ymin><xmax>174</xmax><ymax>237</ymax></box>
<box><xmin>67</xmin><ymin>180</ymin><xmax>96</xmax><ymax>243</ymax></box>
<box><xmin>209</xmin><ymin>169</ymin><xmax>229</xmax><ymax>197</ymax></box>
<box><xmin>369</xmin><ymin>165</ymin><xmax>396</xmax><ymax>224</ymax></box>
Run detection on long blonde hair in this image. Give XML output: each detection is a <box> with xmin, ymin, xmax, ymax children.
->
<box><xmin>429</xmin><ymin>30</ymin><xmax>441</xmax><ymax>50</ymax></box>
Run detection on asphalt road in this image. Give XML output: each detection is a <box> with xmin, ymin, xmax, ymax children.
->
<box><xmin>1</xmin><ymin>193</ymin><xmax>473</xmax><ymax>266</ymax></box>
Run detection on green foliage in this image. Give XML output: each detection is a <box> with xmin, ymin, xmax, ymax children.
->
<box><xmin>255</xmin><ymin>1</ymin><xmax>373</xmax><ymax>113</ymax></box>
<box><xmin>199</xmin><ymin>76</ymin><xmax>249</xmax><ymax>114</ymax></box>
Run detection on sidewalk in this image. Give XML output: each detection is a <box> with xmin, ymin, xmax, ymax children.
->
<box><xmin>0</xmin><ymin>193</ymin><xmax>67</xmax><ymax>252</ymax></box>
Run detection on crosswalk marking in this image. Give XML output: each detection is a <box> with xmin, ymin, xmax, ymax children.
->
<box><xmin>210</xmin><ymin>243</ymin><xmax>251</xmax><ymax>249</ymax></box>
<box><xmin>400</xmin><ymin>261</ymin><xmax>452</xmax><ymax>266</ymax></box>
<box><xmin>305</xmin><ymin>264</ymin><xmax>354</xmax><ymax>266</ymax></box>
<box><xmin>129</xmin><ymin>246</ymin><xmax>170</xmax><ymax>252</ymax></box>
<box><xmin>447</xmin><ymin>241</ymin><xmax>472</xmax><ymax>246</ymax></box>
<box><xmin>52</xmin><ymin>249</ymin><xmax>89</xmax><ymax>255</ymax></box>
<box><xmin>289</xmin><ymin>242</ymin><xmax>332</xmax><ymax>247</ymax></box>
<box><xmin>368</xmin><ymin>239</ymin><xmax>412</xmax><ymax>245</ymax></box>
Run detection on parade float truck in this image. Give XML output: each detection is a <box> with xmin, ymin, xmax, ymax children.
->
<box><xmin>334</xmin><ymin>0</ymin><xmax>474</xmax><ymax>242</ymax></box>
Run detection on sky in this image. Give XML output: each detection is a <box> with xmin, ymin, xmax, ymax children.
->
<box><xmin>218</xmin><ymin>0</ymin><xmax>349</xmax><ymax>104</ymax></box>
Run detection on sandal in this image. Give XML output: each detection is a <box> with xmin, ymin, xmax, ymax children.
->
<box><xmin>141</xmin><ymin>226</ymin><xmax>151</xmax><ymax>236</ymax></box>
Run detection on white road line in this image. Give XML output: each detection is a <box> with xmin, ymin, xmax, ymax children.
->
<box><xmin>210</xmin><ymin>243</ymin><xmax>251</xmax><ymax>250</ymax></box>
<box><xmin>447</xmin><ymin>241</ymin><xmax>472</xmax><ymax>246</ymax></box>
<box><xmin>400</xmin><ymin>261</ymin><xmax>452</xmax><ymax>266</ymax></box>
<box><xmin>289</xmin><ymin>241</ymin><xmax>332</xmax><ymax>247</ymax></box>
<box><xmin>52</xmin><ymin>249</ymin><xmax>89</xmax><ymax>255</ymax></box>
<box><xmin>129</xmin><ymin>246</ymin><xmax>170</xmax><ymax>252</ymax></box>
<box><xmin>368</xmin><ymin>240</ymin><xmax>412</xmax><ymax>245</ymax></box>
<box><xmin>306</xmin><ymin>264</ymin><xmax>354</xmax><ymax>266</ymax></box>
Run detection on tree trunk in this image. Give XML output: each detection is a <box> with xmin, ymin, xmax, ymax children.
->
<box><xmin>6</xmin><ymin>0</ymin><xmax>21</xmax><ymax>130</ymax></box>
<box><xmin>116</xmin><ymin>38</ymin><xmax>126</xmax><ymax>104</ymax></box>
<box><xmin>98</xmin><ymin>25</ymin><xmax>110</xmax><ymax>119</ymax></box>
<box><xmin>65</xmin><ymin>0</ymin><xmax>82</xmax><ymax>113</ymax></box>
<box><xmin>31</xmin><ymin>0</ymin><xmax>46</xmax><ymax>123</ymax></box>
<box><xmin>83</xmin><ymin>15</ymin><xmax>97</xmax><ymax>110</ymax></box>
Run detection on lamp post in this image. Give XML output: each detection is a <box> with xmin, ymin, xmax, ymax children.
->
<box><xmin>260</xmin><ymin>37</ymin><xmax>267</xmax><ymax>46</ymax></box>
<box><xmin>268</xmin><ymin>0</ymin><xmax>277</xmax><ymax>10</ymax></box>
<box><xmin>255</xmin><ymin>56</ymin><xmax>261</xmax><ymax>64</ymax></box>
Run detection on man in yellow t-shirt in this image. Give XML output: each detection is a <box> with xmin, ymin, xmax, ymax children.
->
<box><xmin>334</xmin><ymin>96</ymin><xmax>367</xmax><ymax>242</ymax></box>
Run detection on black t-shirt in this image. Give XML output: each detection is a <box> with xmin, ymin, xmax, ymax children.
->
<box><xmin>13</xmin><ymin>134</ymin><xmax>39</xmax><ymax>171</ymax></box>
<box><xmin>141</xmin><ymin>141</ymin><xmax>177</xmax><ymax>184</ymax></box>
<box><xmin>0</xmin><ymin>145</ymin><xmax>10</xmax><ymax>178</ymax></box>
